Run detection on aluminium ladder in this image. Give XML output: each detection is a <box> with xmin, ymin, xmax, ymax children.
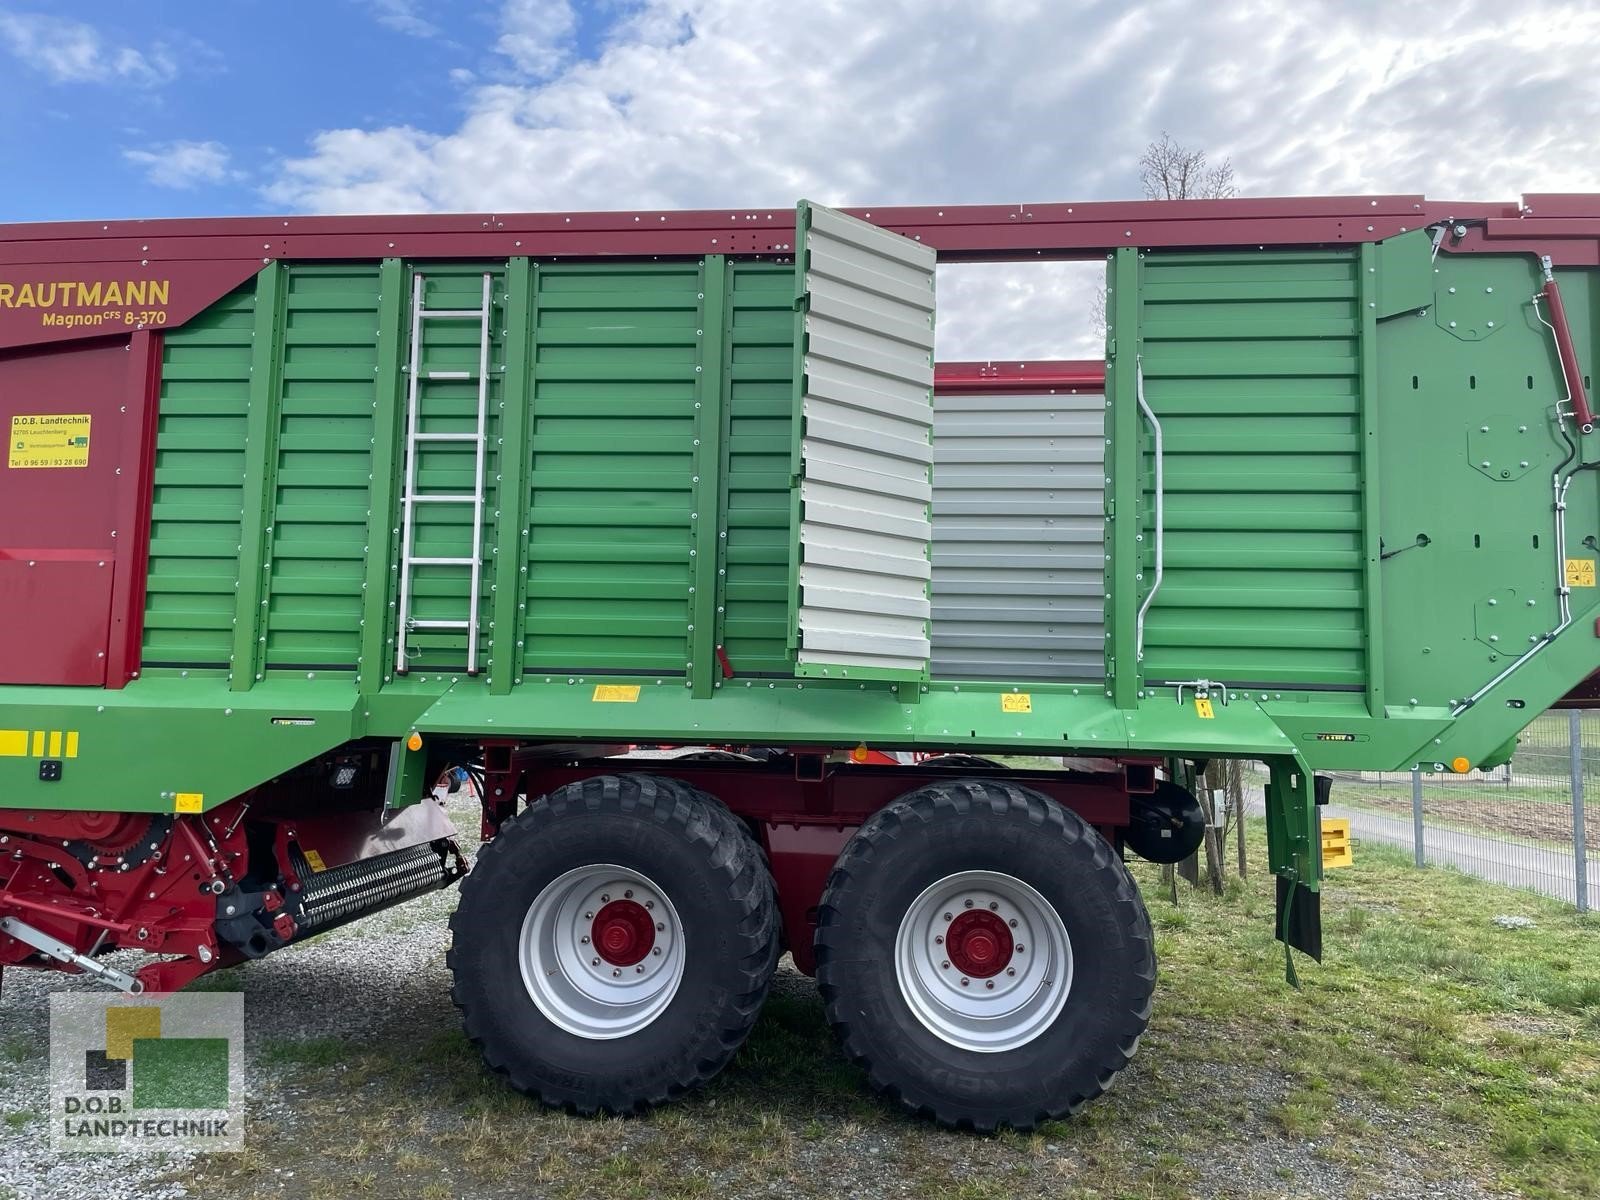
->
<box><xmin>395</xmin><ymin>272</ymin><xmax>493</xmax><ymax>675</ymax></box>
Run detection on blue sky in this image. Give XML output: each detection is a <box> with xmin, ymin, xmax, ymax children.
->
<box><xmin>4</xmin><ymin>0</ymin><xmax>1600</xmax><ymax>356</ymax></box>
<box><xmin>0</xmin><ymin>2</ymin><xmax>529</xmax><ymax>221</ymax></box>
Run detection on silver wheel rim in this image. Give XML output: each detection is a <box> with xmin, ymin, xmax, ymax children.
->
<box><xmin>893</xmin><ymin>869</ymin><xmax>1073</xmax><ymax>1053</ymax></box>
<box><xmin>518</xmin><ymin>864</ymin><xmax>685</xmax><ymax>1039</ymax></box>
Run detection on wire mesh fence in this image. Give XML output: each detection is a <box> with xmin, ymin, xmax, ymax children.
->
<box><xmin>1321</xmin><ymin>709</ymin><xmax>1598</xmax><ymax>911</ymax></box>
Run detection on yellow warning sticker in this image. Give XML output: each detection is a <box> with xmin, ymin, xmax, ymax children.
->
<box><xmin>1195</xmin><ymin>697</ymin><xmax>1215</xmax><ymax>719</ymax></box>
<box><xmin>302</xmin><ymin>848</ymin><xmax>327</xmax><ymax>873</ymax></box>
<box><xmin>9</xmin><ymin>413</ymin><xmax>90</xmax><ymax>469</ymax></box>
<box><xmin>1000</xmin><ymin>692</ymin><xmax>1032</xmax><ymax>713</ymax></box>
<box><xmin>0</xmin><ymin>729</ymin><xmax>79</xmax><ymax>757</ymax></box>
<box><xmin>593</xmin><ymin>684</ymin><xmax>641</xmax><ymax>703</ymax></box>
<box><xmin>1566</xmin><ymin>558</ymin><xmax>1596</xmax><ymax>587</ymax></box>
<box><xmin>173</xmin><ymin>792</ymin><xmax>204</xmax><ymax>813</ymax></box>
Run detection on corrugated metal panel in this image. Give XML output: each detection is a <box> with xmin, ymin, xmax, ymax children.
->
<box><xmin>522</xmin><ymin>263</ymin><xmax>700</xmax><ymax>675</ymax></box>
<box><xmin>1139</xmin><ymin>250</ymin><xmax>1366</xmax><ymax>688</ymax></box>
<box><xmin>142</xmin><ymin>284</ymin><xmax>256</xmax><ymax>666</ymax></box>
<box><xmin>720</xmin><ymin>262</ymin><xmax>795</xmax><ymax>675</ymax></box>
<box><xmin>930</xmin><ymin>390</ymin><xmax>1106</xmax><ymax>681</ymax></box>
<box><xmin>263</xmin><ymin>265</ymin><xmax>382</xmax><ymax>669</ymax></box>
<box><xmin>795</xmin><ymin>203</ymin><xmax>936</xmax><ymax>678</ymax></box>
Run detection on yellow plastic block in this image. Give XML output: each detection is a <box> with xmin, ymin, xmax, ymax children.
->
<box><xmin>1320</xmin><ymin>817</ymin><xmax>1353</xmax><ymax>869</ymax></box>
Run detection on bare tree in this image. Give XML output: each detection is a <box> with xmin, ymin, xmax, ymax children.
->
<box><xmin>1137</xmin><ymin>132</ymin><xmax>1237</xmax><ymax>202</ymax></box>
<box><xmin>1091</xmin><ymin>133</ymin><xmax>1237</xmax><ymax>334</ymax></box>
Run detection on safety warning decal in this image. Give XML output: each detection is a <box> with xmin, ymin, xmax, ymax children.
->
<box><xmin>1000</xmin><ymin>692</ymin><xmax>1032</xmax><ymax>713</ymax></box>
<box><xmin>9</xmin><ymin>414</ymin><xmax>90</xmax><ymax>469</ymax></box>
<box><xmin>1566</xmin><ymin>558</ymin><xmax>1596</xmax><ymax>588</ymax></box>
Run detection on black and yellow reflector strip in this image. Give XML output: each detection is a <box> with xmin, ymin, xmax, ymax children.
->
<box><xmin>0</xmin><ymin>729</ymin><xmax>80</xmax><ymax>758</ymax></box>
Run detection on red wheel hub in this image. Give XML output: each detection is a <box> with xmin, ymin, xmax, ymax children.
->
<box><xmin>945</xmin><ymin>910</ymin><xmax>1013</xmax><ymax>978</ymax></box>
<box><xmin>591</xmin><ymin>899</ymin><xmax>656</xmax><ymax>967</ymax></box>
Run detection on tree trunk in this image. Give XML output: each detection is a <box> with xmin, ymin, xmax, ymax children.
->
<box><xmin>1196</xmin><ymin>787</ymin><xmax>1225</xmax><ymax>895</ymax></box>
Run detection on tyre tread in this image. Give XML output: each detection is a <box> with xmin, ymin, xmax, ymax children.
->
<box><xmin>447</xmin><ymin>773</ymin><xmax>778</xmax><ymax>1115</ymax></box>
<box><xmin>814</xmin><ymin>777</ymin><xmax>1154</xmax><ymax>1131</ymax></box>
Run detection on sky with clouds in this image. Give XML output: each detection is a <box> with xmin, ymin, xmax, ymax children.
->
<box><xmin>3</xmin><ymin>0</ymin><xmax>1600</xmax><ymax>357</ymax></box>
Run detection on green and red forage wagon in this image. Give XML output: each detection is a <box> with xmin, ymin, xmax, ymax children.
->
<box><xmin>2</xmin><ymin>195</ymin><xmax>1598</xmax><ymax>1128</ymax></box>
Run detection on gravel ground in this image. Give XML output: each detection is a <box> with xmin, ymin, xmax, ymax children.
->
<box><xmin>0</xmin><ymin>786</ymin><xmax>1536</xmax><ymax>1200</ymax></box>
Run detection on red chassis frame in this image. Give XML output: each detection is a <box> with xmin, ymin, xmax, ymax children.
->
<box><xmin>490</xmin><ymin>750</ymin><xmax>1156</xmax><ymax>976</ymax></box>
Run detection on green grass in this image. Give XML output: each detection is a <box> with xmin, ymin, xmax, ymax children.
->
<box><xmin>170</xmin><ymin>826</ymin><xmax>1600</xmax><ymax>1200</ymax></box>
<box><xmin>256</xmin><ymin>1036</ymin><xmax>350</xmax><ymax>1070</ymax></box>
<box><xmin>3</xmin><ymin>1110</ymin><xmax>36</xmax><ymax>1131</ymax></box>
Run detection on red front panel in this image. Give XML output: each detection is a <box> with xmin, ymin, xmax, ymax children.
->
<box><xmin>0</xmin><ymin>336</ymin><xmax>145</xmax><ymax>685</ymax></box>
<box><xmin>0</xmin><ymin>556</ymin><xmax>114</xmax><ymax>685</ymax></box>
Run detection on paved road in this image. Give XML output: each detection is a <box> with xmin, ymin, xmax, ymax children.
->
<box><xmin>1326</xmin><ymin>803</ymin><xmax>1599</xmax><ymax>909</ymax></box>
<box><xmin>1249</xmin><ymin>794</ymin><xmax>1599</xmax><ymax>909</ymax></box>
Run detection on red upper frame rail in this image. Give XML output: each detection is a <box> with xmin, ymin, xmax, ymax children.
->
<box><xmin>4</xmin><ymin>193</ymin><xmax>1599</xmax><ymax>266</ymax></box>
<box><xmin>5</xmin><ymin>193</ymin><xmax>1599</xmax><ymax>352</ymax></box>
<box><xmin>934</xmin><ymin>361</ymin><xmax>1104</xmax><ymax>393</ymax></box>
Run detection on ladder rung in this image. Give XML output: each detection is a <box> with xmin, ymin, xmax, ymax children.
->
<box><xmin>420</xmin><ymin>308</ymin><xmax>488</xmax><ymax>319</ymax></box>
<box><xmin>409</xmin><ymin>619</ymin><xmax>471</xmax><ymax>629</ymax></box>
<box><xmin>413</xmin><ymin>432</ymin><xmax>481</xmax><ymax>442</ymax></box>
<box><xmin>409</xmin><ymin>556</ymin><xmax>475</xmax><ymax>566</ymax></box>
<box><xmin>425</xmin><ymin>370</ymin><xmax>474</xmax><ymax>381</ymax></box>
<box><xmin>407</xmin><ymin>494</ymin><xmax>476</xmax><ymax>504</ymax></box>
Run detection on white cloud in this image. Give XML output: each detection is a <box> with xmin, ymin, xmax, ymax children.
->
<box><xmin>266</xmin><ymin>0</ymin><xmax>1600</xmax><ymax>358</ymax></box>
<box><xmin>359</xmin><ymin>0</ymin><xmax>441</xmax><ymax>39</ymax></box>
<box><xmin>0</xmin><ymin>11</ymin><xmax>179</xmax><ymax>87</ymax></box>
<box><xmin>123</xmin><ymin>140</ymin><xmax>237</xmax><ymax>189</ymax></box>
<box><xmin>497</xmin><ymin>0</ymin><xmax>577</xmax><ymax>77</ymax></box>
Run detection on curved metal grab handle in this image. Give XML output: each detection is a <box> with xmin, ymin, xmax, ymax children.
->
<box><xmin>1134</xmin><ymin>357</ymin><xmax>1164</xmax><ymax>660</ymax></box>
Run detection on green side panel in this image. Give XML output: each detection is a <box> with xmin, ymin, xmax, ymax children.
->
<box><xmin>722</xmin><ymin>262</ymin><xmax>796</xmax><ymax>676</ymax></box>
<box><xmin>1377</xmin><ymin>253</ymin><xmax>1600</xmax><ymax>711</ymax></box>
<box><xmin>1139</xmin><ymin>250</ymin><xmax>1367</xmax><ymax>689</ymax></box>
<box><xmin>402</xmin><ymin>265</ymin><xmax>507</xmax><ymax>672</ymax></box>
<box><xmin>522</xmin><ymin>263</ymin><xmax>702</xmax><ymax>676</ymax></box>
<box><xmin>264</xmin><ymin>264</ymin><xmax>381</xmax><ymax>670</ymax></box>
<box><xmin>142</xmin><ymin>283</ymin><xmax>256</xmax><ymax>667</ymax></box>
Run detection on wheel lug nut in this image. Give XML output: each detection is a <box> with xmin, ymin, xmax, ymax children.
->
<box><xmin>943</xmin><ymin>912</ymin><xmax>952</xmax><ymax>921</ymax></box>
<box><xmin>1016</xmin><ymin>944</ymin><xmax>1025</xmax><ymax>953</ymax></box>
<box><xmin>624</xmin><ymin>889</ymin><xmax>633</xmax><ymax>899</ymax></box>
<box><xmin>960</xmin><ymin>978</ymin><xmax>969</xmax><ymax>987</ymax></box>
<box><xmin>653</xmin><ymin>947</ymin><xmax>662</xmax><ymax>956</ymax></box>
<box><xmin>580</xmin><ymin>935</ymin><xmax>590</xmax><ymax>944</ymax></box>
<box><xmin>612</xmin><ymin>969</ymin><xmax>621</xmax><ymax>977</ymax></box>
<box><xmin>591</xmin><ymin>958</ymin><xmax>600</xmax><ymax>966</ymax></box>
<box><xmin>985</xmin><ymin>981</ymin><xmax>994</xmax><ymax>990</ymax></box>
<box><xmin>935</xmin><ymin>935</ymin><xmax>944</xmax><ymax>944</ymax></box>
<box><xmin>963</xmin><ymin>899</ymin><xmax>974</xmax><ymax>908</ymax></box>
<box><xmin>585</xmin><ymin>912</ymin><xmax>594</xmax><ymax>920</ymax></box>
<box><xmin>645</xmin><ymin>900</ymin><xmax>654</xmax><ymax>910</ymax></box>
<box><xmin>601</xmin><ymin>894</ymin><xmax>610</xmax><ymax>903</ymax></box>
<box><xmin>636</xmin><ymin>966</ymin><xmax>644</xmax><ymax>973</ymax></box>
<box><xmin>941</xmin><ymin>960</ymin><xmax>950</xmax><ymax>969</ymax></box>
<box><xmin>656</xmin><ymin>922</ymin><xmax>665</xmax><ymax>931</ymax></box>
<box><xmin>989</xmin><ymin>901</ymin><xmax>998</xmax><ymax>910</ymax></box>
<box><xmin>1007</xmin><ymin>968</ymin><xmax>1016</xmax><ymax>976</ymax></box>
<box><xmin>1008</xmin><ymin>919</ymin><xmax>1018</xmax><ymax>928</ymax></box>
